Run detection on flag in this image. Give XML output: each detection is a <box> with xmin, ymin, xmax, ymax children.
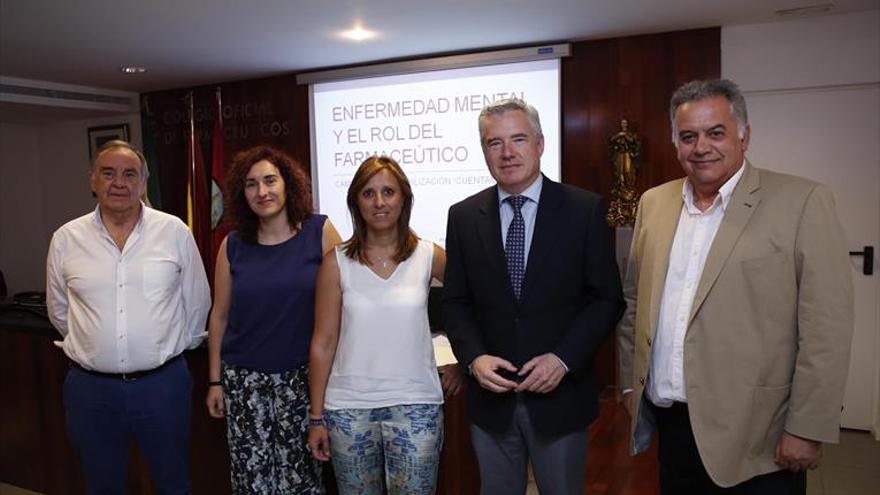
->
<box><xmin>140</xmin><ymin>95</ymin><xmax>163</xmax><ymax>210</ymax></box>
<box><xmin>186</xmin><ymin>92</ymin><xmax>211</xmax><ymax>266</ymax></box>
<box><xmin>210</xmin><ymin>87</ymin><xmax>229</xmax><ymax>282</ymax></box>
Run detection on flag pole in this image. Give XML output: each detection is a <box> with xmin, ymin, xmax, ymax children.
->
<box><xmin>188</xmin><ymin>91</ymin><xmax>195</xmax><ymax>186</ymax></box>
<box><xmin>186</xmin><ymin>91</ymin><xmax>195</xmax><ymax>230</ymax></box>
<box><xmin>216</xmin><ymin>87</ymin><xmax>222</xmax><ymax>126</ymax></box>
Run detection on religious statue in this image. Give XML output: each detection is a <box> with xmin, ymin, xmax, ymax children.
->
<box><xmin>607</xmin><ymin>119</ymin><xmax>641</xmax><ymax>226</ymax></box>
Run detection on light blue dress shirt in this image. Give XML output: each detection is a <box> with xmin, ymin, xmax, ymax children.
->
<box><xmin>498</xmin><ymin>175</ymin><xmax>543</xmax><ymax>271</ymax></box>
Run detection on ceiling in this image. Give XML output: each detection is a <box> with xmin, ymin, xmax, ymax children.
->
<box><xmin>1</xmin><ymin>0</ymin><xmax>878</xmax><ymax>95</ymax></box>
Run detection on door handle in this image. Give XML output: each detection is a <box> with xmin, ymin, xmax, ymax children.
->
<box><xmin>849</xmin><ymin>246</ymin><xmax>874</xmax><ymax>275</ymax></box>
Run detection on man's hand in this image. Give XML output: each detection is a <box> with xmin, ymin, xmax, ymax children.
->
<box><xmin>471</xmin><ymin>354</ymin><xmax>519</xmax><ymax>393</ymax></box>
<box><xmin>205</xmin><ymin>387</ymin><xmax>225</xmax><ymax>418</ymax></box>
<box><xmin>775</xmin><ymin>431</ymin><xmax>822</xmax><ymax>472</ymax></box>
<box><xmin>515</xmin><ymin>353</ymin><xmax>566</xmax><ymax>393</ymax></box>
<box><xmin>439</xmin><ymin>364</ymin><xmax>464</xmax><ymax>397</ymax></box>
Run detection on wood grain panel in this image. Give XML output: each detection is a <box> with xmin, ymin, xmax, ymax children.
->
<box><xmin>562</xmin><ymin>28</ymin><xmax>720</xmax><ymax>390</ymax></box>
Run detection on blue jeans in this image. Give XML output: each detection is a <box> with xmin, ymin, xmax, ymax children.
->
<box><xmin>324</xmin><ymin>404</ymin><xmax>443</xmax><ymax>495</ymax></box>
<box><xmin>63</xmin><ymin>356</ymin><xmax>192</xmax><ymax>495</ymax></box>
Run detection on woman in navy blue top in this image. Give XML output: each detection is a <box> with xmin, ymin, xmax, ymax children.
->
<box><xmin>206</xmin><ymin>146</ymin><xmax>340</xmax><ymax>495</ymax></box>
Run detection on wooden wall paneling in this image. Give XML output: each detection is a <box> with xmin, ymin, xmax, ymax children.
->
<box><xmin>561</xmin><ymin>28</ymin><xmax>720</xmax><ymax>390</ymax></box>
<box><xmin>0</xmin><ymin>330</ymin><xmax>40</xmax><ymax>490</ymax></box>
<box><xmin>38</xmin><ymin>339</ymin><xmax>87</xmax><ymax>495</ymax></box>
<box><xmin>0</xmin><ymin>328</ymin><xmax>87</xmax><ymax>495</ymax></box>
<box><xmin>563</xmin><ymin>28</ymin><xmax>721</xmax><ymax>205</ymax></box>
<box><xmin>187</xmin><ymin>352</ymin><xmax>233</xmax><ymax>494</ymax></box>
<box><xmin>435</xmin><ymin>389</ymin><xmax>481</xmax><ymax>494</ymax></box>
<box><xmin>561</xmin><ymin>37</ymin><xmax>615</xmax><ymax>196</ymax></box>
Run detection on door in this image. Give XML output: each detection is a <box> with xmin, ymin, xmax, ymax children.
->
<box><xmin>744</xmin><ymin>85</ymin><xmax>879</xmax><ymax>432</ymax></box>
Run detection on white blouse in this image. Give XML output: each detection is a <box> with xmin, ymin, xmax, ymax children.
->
<box><xmin>325</xmin><ymin>239</ymin><xmax>443</xmax><ymax>410</ymax></box>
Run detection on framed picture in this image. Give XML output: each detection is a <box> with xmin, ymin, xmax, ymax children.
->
<box><xmin>87</xmin><ymin>124</ymin><xmax>130</xmax><ymax>159</ymax></box>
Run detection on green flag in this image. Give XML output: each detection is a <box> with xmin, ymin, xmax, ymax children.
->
<box><xmin>140</xmin><ymin>95</ymin><xmax>163</xmax><ymax>210</ymax></box>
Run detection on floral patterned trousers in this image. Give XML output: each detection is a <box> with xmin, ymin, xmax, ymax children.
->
<box><xmin>222</xmin><ymin>363</ymin><xmax>323</xmax><ymax>494</ymax></box>
<box><xmin>324</xmin><ymin>404</ymin><xmax>443</xmax><ymax>494</ymax></box>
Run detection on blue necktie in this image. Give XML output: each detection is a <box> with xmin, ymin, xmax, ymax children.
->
<box><xmin>505</xmin><ymin>195</ymin><xmax>526</xmax><ymax>300</ymax></box>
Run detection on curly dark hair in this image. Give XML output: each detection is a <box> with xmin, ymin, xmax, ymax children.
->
<box><xmin>225</xmin><ymin>146</ymin><xmax>313</xmax><ymax>244</ymax></box>
<box><xmin>342</xmin><ymin>156</ymin><xmax>418</xmax><ymax>264</ymax></box>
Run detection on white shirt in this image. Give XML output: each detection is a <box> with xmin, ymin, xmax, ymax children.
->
<box><xmin>498</xmin><ymin>174</ymin><xmax>543</xmax><ymax>269</ymax></box>
<box><xmin>46</xmin><ymin>204</ymin><xmax>211</xmax><ymax>373</ymax></box>
<box><xmin>325</xmin><ymin>240</ymin><xmax>443</xmax><ymax>409</ymax></box>
<box><xmin>647</xmin><ymin>164</ymin><xmax>745</xmax><ymax>406</ymax></box>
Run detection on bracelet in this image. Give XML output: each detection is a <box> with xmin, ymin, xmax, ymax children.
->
<box><xmin>208</xmin><ymin>381</ymin><xmax>222</xmax><ymax>387</ymax></box>
<box><xmin>308</xmin><ymin>416</ymin><xmax>324</xmax><ymax>427</ymax></box>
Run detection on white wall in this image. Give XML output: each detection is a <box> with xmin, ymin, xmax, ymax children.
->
<box><xmin>723</xmin><ymin>10</ymin><xmax>879</xmax><ymax>90</ymax></box>
<box><xmin>0</xmin><ymin>114</ymin><xmax>141</xmax><ymax>294</ymax></box>
<box><xmin>0</xmin><ymin>122</ymin><xmax>44</xmax><ymax>294</ymax></box>
<box><xmin>722</xmin><ymin>9</ymin><xmax>880</xmax><ymax>435</ymax></box>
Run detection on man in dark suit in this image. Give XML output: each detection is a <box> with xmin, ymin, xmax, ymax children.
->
<box><xmin>443</xmin><ymin>98</ymin><xmax>625</xmax><ymax>494</ymax></box>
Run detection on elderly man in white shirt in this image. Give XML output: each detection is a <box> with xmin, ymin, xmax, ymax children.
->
<box><xmin>46</xmin><ymin>140</ymin><xmax>210</xmax><ymax>495</ymax></box>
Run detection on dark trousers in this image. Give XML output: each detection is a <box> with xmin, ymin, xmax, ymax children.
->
<box><xmin>651</xmin><ymin>401</ymin><xmax>805</xmax><ymax>495</ymax></box>
<box><xmin>63</xmin><ymin>356</ymin><xmax>192</xmax><ymax>495</ymax></box>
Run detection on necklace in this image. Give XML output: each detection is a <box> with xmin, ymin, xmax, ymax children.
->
<box><xmin>368</xmin><ymin>244</ymin><xmax>394</xmax><ymax>269</ymax></box>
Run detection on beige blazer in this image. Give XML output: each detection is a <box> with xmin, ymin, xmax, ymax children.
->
<box><xmin>618</xmin><ymin>163</ymin><xmax>854</xmax><ymax>487</ymax></box>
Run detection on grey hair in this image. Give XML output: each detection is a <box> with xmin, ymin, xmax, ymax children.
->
<box><xmin>92</xmin><ymin>139</ymin><xmax>150</xmax><ymax>179</ymax></box>
<box><xmin>478</xmin><ymin>97</ymin><xmax>543</xmax><ymax>142</ymax></box>
<box><xmin>669</xmin><ymin>79</ymin><xmax>748</xmax><ymax>143</ymax></box>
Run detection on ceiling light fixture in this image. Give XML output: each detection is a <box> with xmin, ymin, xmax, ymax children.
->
<box><xmin>340</xmin><ymin>23</ymin><xmax>377</xmax><ymax>42</ymax></box>
<box><xmin>774</xmin><ymin>4</ymin><xmax>834</xmax><ymax>17</ymax></box>
<box><xmin>120</xmin><ymin>65</ymin><xmax>147</xmax><ymax>74</ymax></box>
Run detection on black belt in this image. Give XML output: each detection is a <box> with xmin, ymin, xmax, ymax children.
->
<box><xmin>70</xmin><ymin>354</ymin><xmax>181</xmax><ymax>382</ymax></box>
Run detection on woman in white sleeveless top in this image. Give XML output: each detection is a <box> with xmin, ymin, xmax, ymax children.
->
<box><xmin>308</xmin><ymin>156</ymin><xmax>462</xmax><ymax>494</ymax></box>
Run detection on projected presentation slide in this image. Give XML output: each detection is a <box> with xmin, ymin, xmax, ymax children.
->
<box><xmin>310</xmin><ymin>58</ymin><xmax>560</xmax><ymax>247</ymax></box>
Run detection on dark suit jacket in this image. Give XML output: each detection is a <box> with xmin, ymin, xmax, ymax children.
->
<box><xmin>443</xmin><ymin>176</ymin><xmax>624</xmax><ymax>437</ymax></box>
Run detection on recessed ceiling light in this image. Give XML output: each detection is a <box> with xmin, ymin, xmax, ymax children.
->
<box><xmin>340</xmin><ymin>23</ymin><xmax>377</xmax><ymax>42</ymax></box>
<box><xmin>775</xmin><ymin>4</ymin><xmax>834</xmax><ymax>17</ymax></box>
<box><xmin>120</xmin><ymin>65</ymin><xmax>147</xmax><ymax>74</ymax></box>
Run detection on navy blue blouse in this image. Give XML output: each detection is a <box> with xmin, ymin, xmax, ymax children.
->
<box><xmin>222</xmin><ymin>214</ymin><xmax>326</xmax><ymax>373</ymax></box>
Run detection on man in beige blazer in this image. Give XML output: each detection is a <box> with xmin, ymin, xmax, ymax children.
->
<box><xmin>618</xmin><ymin>79</ymin><xmax>853</xmax><ymax>493</ymax></box>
